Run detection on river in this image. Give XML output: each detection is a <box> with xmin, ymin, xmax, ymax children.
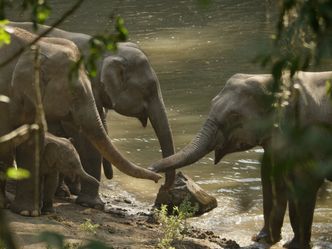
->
<box><xmin>11</xmin><ymin>0</ymin><xmax>332</xmax><ymax>248</ymax></box>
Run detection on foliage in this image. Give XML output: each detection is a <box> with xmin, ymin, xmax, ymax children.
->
<box><xmin>79</xmin><ymin>219</ymin><xmax>100</xmax><ymax>235</ymax></box>
<box><xmin>21</xmin><ymin>0</ymin><xmax>51</xmax><ymax>25</ymax></box>
<box><xmin>0</xmin><ymin>19</ymin><xmax>10</xmax><ymax>47</ymax></box>
<box><xmin>156</xmin><ymin>200</ymin><xmax>198</xmax><ymax>249</ymax></box>
<box><xmin>39</xmin><ymin>231</ymin><xmax>113</xmax><ymax>249</ymax></box>
<box><xmin>70</xmin><ymin>16</ymin><xmax>128</xmax><ymax>79</ymax></box>
<box><xmin>257</xmin><ymin>0</ymin><xmax>332</xmax><ymax>218</ymax></box>
<box><xmin>6</xmin><ymin>167</ymin><xmax>30</xmax><ymax>180</ymax></box>
<box><xmin>257</xmin><ymin>0</ymin><xmax>332</xmax><ymax>101</ymax></box>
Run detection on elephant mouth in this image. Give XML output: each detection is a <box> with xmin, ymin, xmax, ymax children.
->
<box><xmin>214</xmin><ymin>147</ymin><xmax>227</xmax><ymax>165</ymax></box>
<box><xmin>138</xmin><ymin>115</ymin><xmax>148</xmax><ymax>127</ymax></box>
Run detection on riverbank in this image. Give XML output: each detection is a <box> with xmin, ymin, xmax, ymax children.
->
<box><xmin>6</xmin><ymin>179</ymin><xmax>245</xmax><ymax>249</ymax></box>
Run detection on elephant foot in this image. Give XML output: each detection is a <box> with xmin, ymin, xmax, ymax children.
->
<box><xmin>10</xmin><ymin>200</ymin><xmax>41</xmax><ymax>217</ymax></box>
<box><xmin>251</xmin><ymin>228</ymin><xmax>281</xmax><ymax>244</ymax></box>
<box><xmin>66</xmin><ymin>181</ymin><xmax>81</xmax><ymax>196</ymax></box>
<box><xmin>41</xmin><ymin>202</ymin><xmax>55</xmax><ymax>215</ymax></box>
<box><xmin>0</xmin><ymin>199</ymin><xmax>7</xmax><ymax>209</ymax></box>
<box><xmin>55</xmin><ymin>182</ymin><xmax>71</xmax><ymax>198</ymax></box>
<box><xmin>41</xmin><ymin>207</ymin><xmax>55</xmax><ymax>215</ymax></box>
<box><xmin>283</xmin><ymin>238</ymin><xmax>312</xmax><ymax>249</ymax></box>
<box><xmin>76</xmin><ymin>194</ymin><xmax>105</xmax><ymax>210</ymax></box>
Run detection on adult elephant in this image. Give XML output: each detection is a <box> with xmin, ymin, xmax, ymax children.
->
<box><xmin>149</xmin><ymin>72</ymin><xmax>332</xmax><ymax>249</ymax></box>
<box><xmin>8</xmin><ymin>22</ymin><xmax>175</xmax><ymax>208</ymax></box>
<box><xmin>0</xmin><ymin>27</ymin><xmax>160</xmax><ymax>216</ymax></box>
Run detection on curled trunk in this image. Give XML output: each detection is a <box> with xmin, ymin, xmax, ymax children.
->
<box><xmin>149</xmin><ymin>118</ymin><xmax>220</xmax><ymax>173</ymax></box>
<box><xmin>73</xmin><ymin>75</ymin><xmax>161</xmax><ymax>182</ymax></box>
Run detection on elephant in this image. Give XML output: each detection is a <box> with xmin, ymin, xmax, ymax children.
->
<box><xmin>149</xmin><ymin>71</ymin><xmax>332</xmax><ymax>249</ymax></box>
<box><xmin>8</xmin><ymin>21</ymin><xmax>175</xmax><ymax>207</ymax></box>
<box><xmin>0</xmin><ymin>27</ymin><xmax>160</xmax><ymax>216</ymax></box>
<box><xmin>40</xmin><ymin>132</ymin><xmax>99</xmax><ymax>214</ymax></box>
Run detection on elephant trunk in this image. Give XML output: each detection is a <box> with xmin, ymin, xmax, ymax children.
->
<box><xmin>148</xmin><ymin>93</ymin><xmax>175</xmax><ymax>187</ymax></box>
<box><xmin>149</xmin><ymin>118</ymin><xmax>220</xmax><ymax>173</ymax></box>
<box><xmin>73</xmin><ymin>75</ymin><xmax>161</xmax><ymax>182</ymax></box>
<box><xmin>79</xmin><ymin>168</ymin><xmax>100</xmax><ymax>186</ymax></box>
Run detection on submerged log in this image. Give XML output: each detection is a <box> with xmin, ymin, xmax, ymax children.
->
<box><xmin>154</xmin><ymin>171</ymin><xmax>217</xmax><ymax>216</ymax></box>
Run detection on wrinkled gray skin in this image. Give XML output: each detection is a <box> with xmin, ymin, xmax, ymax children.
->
<box><xmin>9</xmin><ymin>22</ymin><xmax>175</xmax><ymax>208</ymax></box>
<box><xmin>41</xmin><ymin>133</ymin><xmax>99</xmax><ymax>214</ymax></box>
<box><xmin>0</xmin><ymin>27</ymin><xmax>161</xmax><ymax>216</ymax></box>
<box><xmin>149</xmin><ymin>72</ymin><xmax>332</xmax><ymax>249</ymax></box>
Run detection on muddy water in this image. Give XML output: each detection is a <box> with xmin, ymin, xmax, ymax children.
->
<box><xmin>15</xmin><ymin>0</ymin><xmax>332</xmax><ymax>247</ymax></box>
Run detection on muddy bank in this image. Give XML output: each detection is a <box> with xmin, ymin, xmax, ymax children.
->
<box><xmin>5</xmin><ymin>179</ymin><xmax>261</xmax><ymax>249</ymax></box>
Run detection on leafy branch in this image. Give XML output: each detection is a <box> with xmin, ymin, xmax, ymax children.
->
<box><xmin>0</xmin><ymin>0</ymin><xmax>85</xmax><ymax>67</ymax></box>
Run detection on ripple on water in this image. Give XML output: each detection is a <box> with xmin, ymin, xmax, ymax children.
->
<box><xmin>223</xmin><ymin>177</ymin><xmax>261</xmax><ymax>183</ymax></box>
<box><xmin>237</xmin><ymin>159</ymin><xmax>260</xmax><ymax>165</ymax></box>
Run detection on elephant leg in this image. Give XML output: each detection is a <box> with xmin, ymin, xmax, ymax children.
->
<box><xmin>11</xmin><ymin>136</ymin><xmax>42</xmax><ymax>217</ymax></box>
<box><xmin>0</xmin><ymin>162</ymin><xmax>7</xmax><ymax>208</ymax></box>
<box><xmin>252</xmin><ymin>152</ymin><xmax>287</xmax><ymax>244</ymax></box>
<box><xmin>0</xmin><ymin>177</ymin><xmax>6</xmax><ymax>209</ymax></box>
<box><xmin>284</xmin><ymin>172</ymin><xmax>322</xmax><ymax>249</ymax></box>
<box><xmin>0</xmin><ymin>149</ymin><xmax>14</xmax><ymax>208</ymax></box>
<box><xmin>42</xmin><ymin>173</ymin><xmax>59</xmax><ymax>214</ymax></box>
<box><xmin>75</xmin><ymin>133</ymin><xmax>104</xmax><ymax>210</ymax></box>
<box><xmin>55</xmin><ymin>173</ymin><xmax>71</xmax><ymax>198</ymax></box>
<box><xmin>65</xmin><ymin>175</ymin><xmax>81</xmax><ymax>195</ymax></box>
<box><xmin>47</xmin><ymin>122</ymin><xmax>72</xmax><ymax>198</ymax></box>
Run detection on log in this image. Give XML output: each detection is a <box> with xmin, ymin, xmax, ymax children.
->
<box><xmin>154</xmin><ymin>171</ymin><xmax>217</xmax><ymax>216</ymax></box>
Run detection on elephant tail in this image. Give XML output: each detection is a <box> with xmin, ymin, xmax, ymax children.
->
<box><xmin>102</xmin><ymin>158</ymin><xmax>113</xmax><ymax>179</ymax></box>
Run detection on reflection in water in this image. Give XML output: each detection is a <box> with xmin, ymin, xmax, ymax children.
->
<box><xmin>13</xmin><ymin>0</ymin><xmax>332</xmax><ymax>247</ymax></box>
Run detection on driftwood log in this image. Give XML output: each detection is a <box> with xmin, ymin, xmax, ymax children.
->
<box><xmin>154</xmin><ymin>171</ymin><xmax>217</xmax><ymax>216</ymax></box>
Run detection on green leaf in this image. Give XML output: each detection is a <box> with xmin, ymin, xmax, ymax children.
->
<box><xmin>80</xmin><ymin>241</ymin><xmax>114</xmax><ymax>249</ymax></box>
<box><xmin>0</xmin><ymin>19</ymin><xmax>11</xmax><ymax>47</ymax></box>
<box><xmin>36</xmin><ymin>5</ymin><xmax>51</xmax><ymax>23</ymax></box>
<box><xmin>115</xmin><ymin>16</ymin><xmax>128</xmax><ymax>41</ymax></box>
<box><xmin>38</xmin><ymin>231</ymin><xmax>64</xmax><ymax>249</ymax></box>
<box><xmin>6</xmin><ymin>167</ymin><xmax>30</xmax><ymax>180</ymax></box>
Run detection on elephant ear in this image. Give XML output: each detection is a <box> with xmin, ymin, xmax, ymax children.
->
<box><xmin>11</xmin><ymin>50</ymin><xmax>48</xmax><ymax>109</ymax></box>
<box><xmin>100</xmin><ymin>56</ymin><xmax>127</xmax><ymax>98</ymax></box>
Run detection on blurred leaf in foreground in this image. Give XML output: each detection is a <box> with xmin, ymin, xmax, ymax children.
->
<box><xmin>6</xmin><ymin>167</ymin><xmax>30</xmax><ymax>180</ymax></box>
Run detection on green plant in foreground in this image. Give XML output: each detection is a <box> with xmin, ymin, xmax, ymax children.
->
<box><xmin>156</xmin><ymin>199</ymin><xmax>198</xmax><ymax>249</ymax></box>
<box><xmin>79</xmin><ymin>219</ymin><xmax>100</xmax><ymax>235</ymax></box>
<box><xmin>40</xmin><ymin>231</ymin><xmax>113</xmax><ymax>249</ymax></box>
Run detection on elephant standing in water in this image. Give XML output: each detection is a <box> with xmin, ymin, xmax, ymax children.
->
<box><xmin>9</xmin><ymin>22</ymin><xmax>175</xmax><ymax>208</ymax></box>
<box><xmin>149</xmin><ymin>72</ymin><xmax>332</xmax><ymax>249</ymax></box>
<box><xmin>0</xmin><ymin>27</ymin><xmax>160</xmax><ymax>216</ymax></box>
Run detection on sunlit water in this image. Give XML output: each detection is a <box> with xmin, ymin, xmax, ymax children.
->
<box><xmin>11</xmin><ymin>1</ymin><xmax>332</xmax><ymax>248</ymax></box>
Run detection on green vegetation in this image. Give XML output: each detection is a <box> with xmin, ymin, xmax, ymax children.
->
<box><xmin>156</xmin><ymin>200</ymin><xmax>198</xmax><ymax>249</ymax></box>
<box><xmin>6</xmin><ymin>167</ymin><xmax>30</xmax><ymax>180</ymax></box>
<box><xmin>79</xmin><ymin>219</ymin><xmax>100</xmax><ymax>235</ymax></box>
<box><xmin>39</xmin><ymin>231</ymin><xmax>113</xmax><ymax>249</ymax></box>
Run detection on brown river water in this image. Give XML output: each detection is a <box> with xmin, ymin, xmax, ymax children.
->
<box><xmin>10</xmin><ymin>0</ymin><xmax>332</xmax><ymax>248</ymax></box>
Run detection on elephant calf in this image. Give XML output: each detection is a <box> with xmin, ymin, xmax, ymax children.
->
<box><xmin>40</xmin><ymin>133</ymin><xmax>99</xmax><ymax>214</ymax></box>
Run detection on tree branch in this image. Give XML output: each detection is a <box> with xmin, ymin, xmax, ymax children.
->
<box><xmin>0</xmin><ymin>0</ymin><xmax>85</xmax><ymax>68</ymax></box>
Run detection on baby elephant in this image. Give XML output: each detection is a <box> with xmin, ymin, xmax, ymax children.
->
<box><xmin>41</xmin><ymin>133</ymin><xmax>99</xmax><ymax>214</ymax></box>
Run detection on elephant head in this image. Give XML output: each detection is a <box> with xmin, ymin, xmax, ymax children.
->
<box><xmin>100</xmin><ymin>44</ymin><xmax>175</xmax><ymax>184</ymax></box>
<box><xmin>42</xmin><ymin>133</ymin><xmax>99</xmax><ymax>186</ymax></box>
<box><xmin>149</xmin><ymin>74</ymin><xmax>273</xmax><ymax>173</ymax></box>
<box><xmin>9</xmin><ymin>28</ymin><xmax>161</xmax><ymax>182</ymax></box>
